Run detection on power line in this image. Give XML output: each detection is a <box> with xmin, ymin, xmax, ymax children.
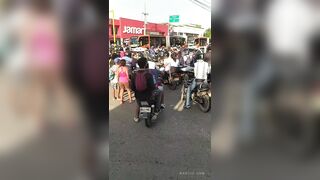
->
<box><xmin>191</xmin><ymin>0</ymin><xmax>211</xmax><ymax>8</ymax></box>
<box><xmin>195</xmin><ymin>0</ymin><xmax>211</xmax><ymax>8</ymax></box>
<box><xmin>189</xmin><ymin>0</ymin><xmax>211</xmax><ymax>12</ymax></box>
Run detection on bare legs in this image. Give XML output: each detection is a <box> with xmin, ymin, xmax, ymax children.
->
<box><xmin>119</xmin><ymin>82</ymin><xmax>132</xmax><ymax>103</ymax></box>
<box><xmin>124</xmin><ymin>83</ymin><xmax>132</xmax><ymax>103</ymax></box>
<box><xmin>112</xmin><ymin>84</ymin><xmax>119</xmax><ymax>100</ymax></box>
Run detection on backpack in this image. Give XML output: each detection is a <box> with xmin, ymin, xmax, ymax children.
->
<box><xmin>135</xmin><ymin>71</ymin><xmax>148</xmax><ymax>91</ymax></box>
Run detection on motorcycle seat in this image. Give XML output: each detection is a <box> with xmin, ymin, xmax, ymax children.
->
<box><xmin>197</xmin><ymin>82</ymin><xmax>210</xmax><ymax>91</ymax></box>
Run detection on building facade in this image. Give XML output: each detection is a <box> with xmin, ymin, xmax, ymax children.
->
<box><xmin>108</xmin><ymin>17</ymin><xmax>169</xmax><ymax>46</ymax></box>
<box><xmin>170</xmin><ymin>24</ymin><xmax>205</xmax><ymax>45</ymax></box>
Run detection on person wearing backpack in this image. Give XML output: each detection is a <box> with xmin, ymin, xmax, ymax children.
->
<box><xmin>117</xmin><ymin>59</ymin><xmax>132</xmax><ymax>104</ymax></box>
<box><xmin>131</xmin><ymin>57</ymin><xmax>161</xmax><ymax>122</ymax></box>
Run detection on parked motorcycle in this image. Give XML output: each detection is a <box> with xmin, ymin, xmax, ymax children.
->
<box><xmin>181</xmin><ymin>66</ymin><xmax>211</xmax><ymax>112</ymax></box>
<box><xmin>160</xmin><ymin>66</ymin><xmax>185</xmax><ymax>90</ymax></box>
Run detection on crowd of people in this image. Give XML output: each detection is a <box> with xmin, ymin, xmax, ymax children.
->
<box><xmin>109</xmin><ymin>43</ymin><xmax>211</xmax><ymax>120</ymax></box>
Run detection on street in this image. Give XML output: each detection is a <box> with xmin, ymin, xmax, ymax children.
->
<box><xmin>109</xmin><ymin>84</ymin><xmax>211</xmax><ymax>179</ymax></box>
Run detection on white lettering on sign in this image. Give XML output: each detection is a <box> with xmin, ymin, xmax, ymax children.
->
<box><xmin>123</xmin><ymin>26</ymin><xmax>144</xmax><ymax>34</ymax></box>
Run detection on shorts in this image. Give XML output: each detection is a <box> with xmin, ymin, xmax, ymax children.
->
<box><xmin>111</xmin><ymin>82</ymin><xmax>118</xmax><ymax>89</ymax></box>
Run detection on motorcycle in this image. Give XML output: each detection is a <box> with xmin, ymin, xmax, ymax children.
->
<box><xmin>159</xmin><ymin>66</ymin><xmax>184</xmax><ymax>90</ymax></box>
<box><xmin>139</xmin><ymin>100</ymin><xmax>157</xmax><ymax>128</ymax></box>
<box><xmin>181</xmin><ymin>66</ymin><xmax>211</xmax><ymax>112</ymax></box>
<box><xmin>167</xmin><ymin>66</ymin><xmax>186</xmax><ymax>90</ymax></box>
<box><xmin>138</xmin><ymin>81</ymin><xmax>163</xmax><ymax>128</ymax></box>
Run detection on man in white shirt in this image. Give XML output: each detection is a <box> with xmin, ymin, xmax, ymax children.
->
<box><xmin>185</xmin><ymin>58</ymin><xmax>210</xmax><ymax>109</ymax></box>
<box><xmin>162</xmin><ymin>52</ymin><xmax>176</xmax><ymax>83</ymax></box>
<box><xmin>194</xmin><ymin>59</ymin><xmax>210</xmax><ymax>80</ymax></box>
<box><xmin>147</xmin><ymin>60</ymin><xmax>156</xmax><ymax>69</ymax></box>
<box><xmin>163</xmin><ymin>52</ymin><xmax>175</xmax><ymax>72</ymax></box>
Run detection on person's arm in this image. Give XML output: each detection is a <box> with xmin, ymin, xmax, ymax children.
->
<box><xmin>116</xmin><ymin>68</ymin><xmax>120</xmax><ymax>81</ymax></box>
<box><xmin>163</xmin><ymin>59</ymin><xmax>168</xmax><ymax>67</ymax></box>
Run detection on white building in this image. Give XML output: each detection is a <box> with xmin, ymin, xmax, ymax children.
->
<box><xmin>170</xmin><ymin>24</ymin><xmax>206</xmax><ymax>45</ymax></box>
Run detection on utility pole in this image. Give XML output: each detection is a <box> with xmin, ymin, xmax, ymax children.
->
<box><xmin>142</xmin><ymin>0</ymin><xmax>148</xmax><ymax>35</ymax></box>
<box><xmin>166</xmin><ymin>22</ymin><xmax>170</xmax><ymax>47</ymax></box>
<box><xmin>109</xmin><ymin>10</ymin><xmax>117</xmax><ymax>51</ymax></box>
<box><xmin>111</xmin><ymin>10</ymin><xmax>116</xmax><ymax>48</ymax></box>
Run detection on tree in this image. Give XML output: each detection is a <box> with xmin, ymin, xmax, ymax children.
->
<box><xmin>203</xmin><ymin>28</ymin><xmax>211</xmax><ymax>38</ymax></box>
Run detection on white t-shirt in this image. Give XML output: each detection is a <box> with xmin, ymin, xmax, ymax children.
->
<box><xmin>173</xmin><ymin>59</ymin><xmax>179</xmax><ymax>67</ymax></box>
<box><xmin>163</xmin><ymin>57</ymin><xmax>175</xmax><ymax>71</ymax></box>
<box><xmin>194</xmin><ymin>60</ymin><xmax>210</xmax><ymax>80</ymax></box>
<box><xmin>265</xmin><ymin>0</ymin><xmax>315</xmax><ymax>60</ymax></box>
<box><xmin>110</xmin><ymin>65</ymin><xmax>118</xmax><ymax>83</ymax></box>
<box><xmin>148</xmin><ymin>61</ymin><xmax>156</xmax><ymax>69</ymax></box>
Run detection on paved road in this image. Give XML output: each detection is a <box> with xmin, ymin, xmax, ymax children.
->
<box><xmin>109</xmin><ymin>84</ymin><xmax>211</xmax><ymax>180</ymax></box>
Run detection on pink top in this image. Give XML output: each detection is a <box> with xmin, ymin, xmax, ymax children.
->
<box><xmin>29</xmin><ymin>18</ymin><xmax>62</xmax><ymax>71</ymax></box>
<box><xmin>118</xmin><ymin>67</ymin><xmax>129</xmax><ymax>83</ymax></box>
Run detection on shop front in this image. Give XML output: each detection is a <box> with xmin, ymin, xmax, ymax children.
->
<box><xmin>108</xmin><ymin>17</ymin><xmax>168</xmax><ymax>47</ymax></box>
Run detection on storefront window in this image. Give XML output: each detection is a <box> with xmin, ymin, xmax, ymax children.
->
<box><xmin>130</xmin><ymin>36</ymin><xmax>138</xmax><ymax>46</ymax></box>
<box><xmin>139</xmin><ymin>37</ymin><xmax>149</xmax><ymax>46</ymax></box>
<box><xmin>150</xmin><ymin>37</ymin><xmax>166</xmax><ymax>47</ymax></box>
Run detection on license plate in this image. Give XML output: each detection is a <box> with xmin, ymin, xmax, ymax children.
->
<box><xmin>140</xmin><ymin>107</ymin><xmax>151</xmax><ymax>113</ymax></box>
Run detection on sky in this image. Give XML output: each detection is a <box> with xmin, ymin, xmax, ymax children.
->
<box><xmin>109</xmin><ymin>0</ymin><xmax>211</xmax><ymax>29</ymax></box>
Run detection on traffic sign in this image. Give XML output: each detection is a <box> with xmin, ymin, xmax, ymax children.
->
<box><xmin>169</xmin><ymin>15</ymin><xmax>179</xmax><ymax>23</ymax></box>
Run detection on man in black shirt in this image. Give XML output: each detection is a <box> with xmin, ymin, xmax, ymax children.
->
<box><xmin>131</xmin><ymin>57</ymin><xmax>161</xmax><ymax>122</ymax></box>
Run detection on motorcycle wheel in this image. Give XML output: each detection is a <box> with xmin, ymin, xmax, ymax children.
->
<box><xmin>198</xmin><ymin>94</ymin><xmax>211</xmax><ymax>113</ymax></box>
<box><xmin>145</xmin><ymin>115</ymin><xmax>152</xmax><ymax>128</ymax></box>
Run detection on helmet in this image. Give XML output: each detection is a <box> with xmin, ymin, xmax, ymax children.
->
<box><xmin>195</xmin><ymin>49</ymin><xmax>203</xmax><ymax>60</ymax></box>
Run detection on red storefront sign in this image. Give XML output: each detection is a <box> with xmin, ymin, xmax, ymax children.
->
<box><xmin>109</xmin><ymin>17</ymin><xmax>168</xmax><ymax>40</ymax></box>
<box><xmin>120</xmin><ymin>18</ymin><xmax>145</xmax><ymax>38</ymax></box>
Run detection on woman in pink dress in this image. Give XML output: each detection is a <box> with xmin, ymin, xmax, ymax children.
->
<box><xmin>117</xmin><ymin>59</ymin><xmax>132</xmax><ymax>104</ymax></box>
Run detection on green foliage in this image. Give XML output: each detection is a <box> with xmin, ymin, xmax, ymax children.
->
<box><xmin>203</xmin><ymin>28</ymin><xmax>211</xmax><ymax>38</ymax></box>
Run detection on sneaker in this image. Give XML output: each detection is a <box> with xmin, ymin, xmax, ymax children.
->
<box><xmin>184</xmin><ymin>105</ymin><xmax>191</xmax><ymax>109</ymax></box>
<box><xmin>133</xmin><ymin>117</ymin><xmax>139</xmax><ymax>123</ymax></box>
<box><xmin>160</xmin><ymin>104</ymin><xmax>166</xmax><ymax>109</ymax></box>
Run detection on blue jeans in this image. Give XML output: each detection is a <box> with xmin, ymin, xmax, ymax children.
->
<box><xmin>240</xmin><ymin>57</ymin><xmax>275</xmax><ymax>142</ymax></box>
<box><xmin>185</xmin><ymin>79</ymin><xmax>197</xmax><ymax>107</ymax></box>
<box><xmin>152</xmin><ymin>89</ymin><xmax>162</xmax><ymax>112</ymax></box>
